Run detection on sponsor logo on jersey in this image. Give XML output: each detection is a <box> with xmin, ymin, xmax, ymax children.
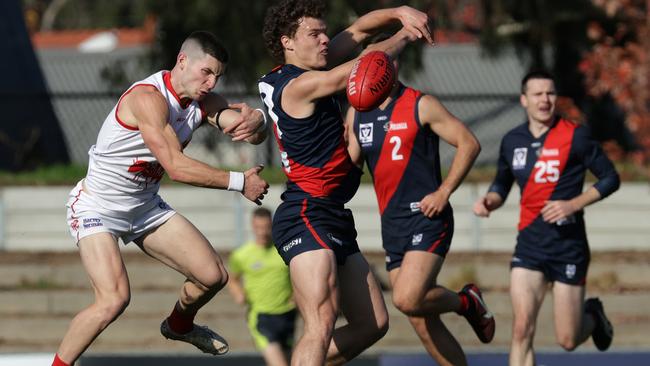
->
<box><xmin>412</xmin><ymin>233</ymin><xmax>423</xmax><ymax>245</ymax></box>
<box><xmin>541</xmin><ymin>148</ymin><xmax>559</xmax><ymax>156</ymax></box>
<box><xmin>409</xmin><ymin>202</ymin><xmax>421</xmax><ymax>212</ymax></box>
<box><xmin>377</xmin><ymin>115</ymin><xmax>388</xmax><ymax>121</ymax></box>
<box><xmin>70</xmin><ymin>219</ymin><xmax>79</xmax><ymax>232</ymax></box>
<box><xmin>565</xmin><ymin>264</ymin><xmax>576</xmax><ymax>279</ymax></box>
<box><xmin>389</xmin><ymin>121</ymin><xmax>408</xmax><ymax>131</ymax></box>
<box><xmin>327</xmin><ymin>233</ymin><xmax>343</xmax><ymax>246</ymax></box>
<box><xmin>512</xmin><ymin>147</ymin><xmax>528</xmax><ymax>170</ymax></box>
<box><xmin>359</xmin><ymin>123</ymin><xmax>373</xmax><ymax>145</ymax></box>
<box><xmin>282</xmin><ymin>237</ymin><xmax>302</xmax><ymax>252</ymax></box>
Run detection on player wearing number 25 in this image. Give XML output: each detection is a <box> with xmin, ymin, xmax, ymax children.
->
<box><xmin>473</xmin><ymin>70</ymin><xmax>619</xmax><ymax>366</ymax></box>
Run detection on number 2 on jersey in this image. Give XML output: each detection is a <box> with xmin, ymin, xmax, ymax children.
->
<box><xmin>534</xmin><ymin>160</ymin><xmax>559</xmax><ymax>183</ymax></box>
<box><xmin>389</xmin><ymin>136</ymin><xmax>403</xmax><ymax>161</ymax></box>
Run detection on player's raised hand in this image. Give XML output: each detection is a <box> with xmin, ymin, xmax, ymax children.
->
<box><xmin>223</xmin><ymin>103</ymin><xmax>265</xmax><ymax>141</ymax></box>
<box><xmin>419</xmin><ymin>189</ymin><xmax>450</xmax><ymax>218</ymax></box>
<box><xmin>395</xmin><ymin>6</ymin><xmax>434</xmax><ymax>45</ymax></box>
<box><xmin>541</xmin><ymin>200</ymin><xmax>577</xmax><ymax>224</ymax></box>
<box><xmin>242</xmin><ymin>165</ymin><xmax>269</xmax><ymax>205</ymax></box>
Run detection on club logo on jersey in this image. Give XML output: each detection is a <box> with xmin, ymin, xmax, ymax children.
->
<box><xmin>512</xmin><ymin>147</ymin><xmax>528</xmax><ymax>170</ymax></box>
<box><xmin>412</xmin><ymin>233</ymin><xmax>423</xmax><ymax>245</ymax></box>
<box><xmin>565</xmin><ymin>264</ymin><xmax>576</xmax><ymax>279</ymax></box>
<box><xmin>359</xmin><ymin>123</ymin><xmax>374</xmax><ymax>145</ymax></box>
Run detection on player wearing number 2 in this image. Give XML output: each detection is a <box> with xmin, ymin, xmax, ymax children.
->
<box><xmin>346</xmin><ymin>57</ymin><xmax>492</xmax><ymax>365</ymax></box>
<box><xmin>473</xmin><ymin>70</ymin><xmax>620</xmax><ymax>366</ymax></box>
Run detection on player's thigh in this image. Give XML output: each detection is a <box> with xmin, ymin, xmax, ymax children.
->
<box><xmin>78</xmin><ymin>232</ymin><xmax>130</xmax><ymax>300</ymax></box>
<box><xmin>552</xmin><ymin>281</ymin><xmax>585</xmax><ymax>338</ymax></box>
<box><xmin>338</xmin><ymin>252</ymin><xmax>388</xmax><ymax>327</ymax></box>
<box><xmin>136</xmin><ymin>213</ymin><xmax>225</xmax><ymax>287</ymax></box>
<box><xmin>389</xmin><ymin>251</ymin><xmax>444</xmax><ymax>300</ymax></box>
<box><xmin>289</xmin><ymin>249</ymin><xmax>338</xmax><ymax>322</ymax></box>
<box><xmin>510</xmin><ymin>267</ymin><xmax>548</xmax><ymax>324</ymax></box>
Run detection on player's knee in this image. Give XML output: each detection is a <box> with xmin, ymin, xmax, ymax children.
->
<box><xmin>95</xmin><ymin>292</ymin><xmax>130</xmax><ymax>325</ymax></box>
<box><xmin>197</xmin><ymin>262</ymin><xmax>228</xmax><ymax>291</ymax></box>
<box><xmin>557</xmin><ymin>334</ymin><xmax>578</xmax><ymax>351</ymax></box>
<box><xmin>512</xmin><ymin>319</ymin><xmax>535</xmax><ymax>343</ymax></box>
<box><xmin>392</xmin><ymin>290</ymin><xmax>422</xmax><ymax>315</ymax></box>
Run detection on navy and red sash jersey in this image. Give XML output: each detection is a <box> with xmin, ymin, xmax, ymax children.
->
<box><xmin>258</xmin><ymin>64</ymin><xmax>362</xmax><ymax>204</ymax></box>
<box><xmin>353</xmin><ymin>85</ymin><xmax>447</xmax><ymax>221</ymax></box>
<box><xmin>489</xmin><ymin>117</ymin><xmax>620</xmax><ymax>245</ymax></box>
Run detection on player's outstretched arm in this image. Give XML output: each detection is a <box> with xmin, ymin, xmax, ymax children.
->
<box><xmin>418</xmin><ymin>94</ymin><xmax>480</xmax><ymax>217</ymax></box>
<box><xmin>126</xmin><ymin>88</ymin><xmax>268</xmax><ymax>205</ymax></box>
<box><xmin>284</xmin><ymin>28</ymin><xmax>417</xmax><ymax>115</ymax></box>
<box><xmin>327</xmin><ymin>6</ymin><xmax>433</xmax><ymax>67</ymax></box>
<box><xmin>202</xmin><ymin>93</ymin><xmax>267</xmax><ymax>144</ymax></box>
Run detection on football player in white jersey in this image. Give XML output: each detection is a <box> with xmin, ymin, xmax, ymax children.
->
<box><xmin>52</xmin><ymin>31</ymin><xmax>269</xmax><ymax>366</ymax></box>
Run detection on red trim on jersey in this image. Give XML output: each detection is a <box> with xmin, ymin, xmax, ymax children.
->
<box><xmin>271</xmin><ymin>123</ymin><xmax>353</xmax><ymax>198</ymax></box>
<box><xmin>198</xmin><ymin>100</ymin><xmax>207</xmax><ymax>122</ymax></box>
<box><xmin>163</xmin><ymin>71</ymin><xmax>191</xmax><ymax>109</ymax></box>
<box><xmin>372</xmin><ymin>88</ymin><xmax>421</xmax><ymax>215</ymax></box>
<box><xmin>300</xmin><ymin>199</ymin><xmax>330</xmax><ymax>249</ymax></box>
<box><xmin>427</xmin><ymin>223</ymin><xmax>448</xmax><ymax>253</ymax></box>
<box><xmin>114</xmin><ymin>83</ymin><xmax>157</xmax><ymax>131</ymax></box>
<box><xmin>518</xmin><ymin>119</ymin><xmax>577</xmax><ymax>231</ymax></box>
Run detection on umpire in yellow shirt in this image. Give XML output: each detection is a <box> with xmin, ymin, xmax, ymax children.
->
<box><xmin>228</xmin><ymin>207</ymin><xmax>296</xmax><ymax>366</ymax></box>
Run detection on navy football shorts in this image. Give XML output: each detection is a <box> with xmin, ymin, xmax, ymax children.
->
<box><xmin>272</xmin><ymin>198</ymin><xmax>360</xmax><ymax>265</ymax></box>
<box><xmin>381</xmin><ymin>209</ymin><xmax>454</xmax><ymax>271</ymax></box>
<box><xmin>511</xmin><ymin>240</ymin><xmax>590</xmax><ymax>285</ymax></box>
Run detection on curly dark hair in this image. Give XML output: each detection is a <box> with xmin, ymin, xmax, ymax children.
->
<box><xmin>263</xmin><ymin>0</ymin><xmax>326</xmax><ymax>63</ymax></box>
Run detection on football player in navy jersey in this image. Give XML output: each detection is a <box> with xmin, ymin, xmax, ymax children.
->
<box><xmin>259</xmin><ymin>1</ymin><xmax>432</xmax><ymax>364</ymax></box>
<box><xmin>345</xmin><ymin>55</ymin><xmax>491</xmax><ymax>365</ymax></box>
<box><xmin>473</xmin><ymin>71</ymin><xmax>619</xmax><ymax>366</ymax></box>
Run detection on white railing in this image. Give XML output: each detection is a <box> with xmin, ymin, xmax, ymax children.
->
<box><xmin>0</xmin><ymin>184</ymin><xmax>648</xmax><ymax>252</ymax></box>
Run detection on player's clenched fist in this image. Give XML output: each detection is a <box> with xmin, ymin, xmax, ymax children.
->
<box><xmin>243</xmin><ymin>165</ymin><xmax>269</xmax><ymax>205</ymax></box>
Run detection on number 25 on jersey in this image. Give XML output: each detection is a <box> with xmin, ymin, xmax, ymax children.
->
<box><xmin>534</xmin><ymin>160</ymin><xmax>559</xmax><ymax>183</ymax></box>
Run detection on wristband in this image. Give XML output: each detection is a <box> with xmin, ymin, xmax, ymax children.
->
<box><xmin>227</xmin><ymin>171</ymin><xmax>245</xmax><ymax>192</ymax></box>
<box><xmin>254</xmin><ymin>108</ymin><xmax>268</xmax><ymax>131</ymax></box>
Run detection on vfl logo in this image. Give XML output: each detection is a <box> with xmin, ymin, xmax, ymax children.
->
<box><xmin>282</xmin><ymin>237</ymin><xmax>302</xmax><ymax>252</ymax></box>
<box><xmin>412</xmin><ymin>233</ymin><xmax>423</xmax><ymax>245</ymax></box>
<box><xmin>512</xmin><ymin>147</ymin><xmax>527</xmax><ymax>170</ymax></box>
<box><xmin>359</xmin><ymin>123</ymin><xmax>373</xmax><ymax>144</ymax></box>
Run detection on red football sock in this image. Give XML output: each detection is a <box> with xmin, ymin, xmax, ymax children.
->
<box><xmin>52</xmin><ymin>353</ymin><xmax>70</xmax><ymax>366</ymax></box>
<box><xmin>457</xmin><ymin>292</ymin><xmax>470</xmax><ymax>315</ymax></box>
<box><xmin>167</xmin><ymin>302</ymin><xmax>196</xmax><ymax>334</ymax></box>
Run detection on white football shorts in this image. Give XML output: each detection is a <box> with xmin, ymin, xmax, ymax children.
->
<box><xmin>66</xmin><ymin>180</ymin><xmax>176</xmax><ymax>244</ymax></box>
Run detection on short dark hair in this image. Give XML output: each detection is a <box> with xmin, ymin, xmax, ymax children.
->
<box><xmin>262</xmin><ymin>0</ymin><xmax>326</xmax><ymax>63</ymax></box>
<box><xmin>521</xmin><ymin>70</ymin><xmax>554</xmax><ymax>94</ymax></box>
<box><xmin>185</xmin><ymin>31</ymin><xmax>229</xmax><ymax>64</ymax></box>
<box><xmin>252</xmin><ymin>206</ymin><xmax>272</xmax><ymax>220</ymax></box>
